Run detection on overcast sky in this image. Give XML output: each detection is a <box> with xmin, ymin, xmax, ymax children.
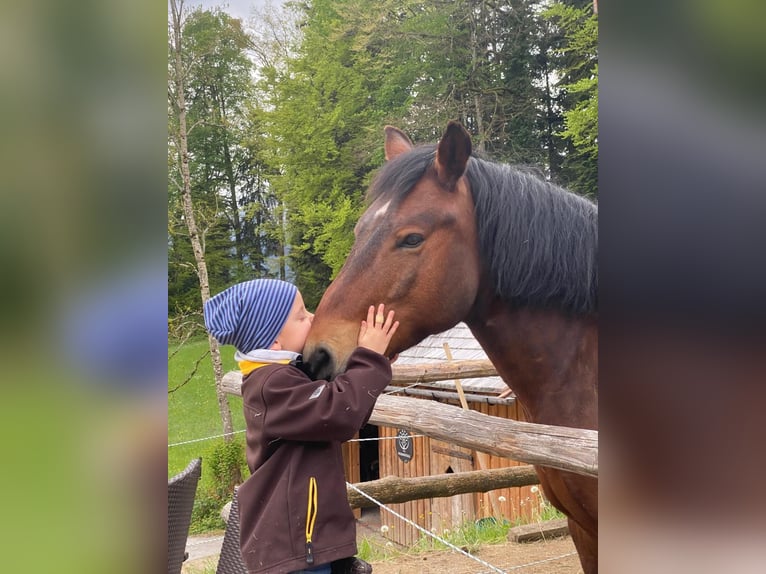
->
<box><xmin>193</xmin><ymin>0</ymin><xmax>283</xmax><ymax>22</ymax></box>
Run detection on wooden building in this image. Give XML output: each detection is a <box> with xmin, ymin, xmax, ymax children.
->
<box><xmin>343</xmin><ymin>323</ymin><xmax>544</xmax><ymax>546</ymax></box>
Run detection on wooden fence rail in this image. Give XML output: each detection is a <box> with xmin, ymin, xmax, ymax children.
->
<box><xmin>221</xmin><ymin>360</ymin><xmax>598</xmax><ymax>478</ymax></box>
<box><xmin>346</xmin><ymin>465</ymin><xmax>540</xmax><ymax>509</ymax></box>
<box><xmin>222</xmin><ymin>466</ymin><xmax>541</xmax><ymax>523</ymax></box>
<box><xmin>370</xmin><ymin>395</ymin><xmax>597</xmax><ymax>477</ymax></box>
<box><xmin>220</xmin><ymin>359</ymin><xmax>499</xmax><ymax>395</ymax></box>
<box><xmin>220</xmin><ymin>359</ymin><xmax>497</xmax><ymax>396</ymax></box>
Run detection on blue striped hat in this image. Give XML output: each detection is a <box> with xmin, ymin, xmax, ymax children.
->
<box><xmin>203</xmin><ymin>279</ymin><xmax>298</xmax><ymax>353</ymax></box>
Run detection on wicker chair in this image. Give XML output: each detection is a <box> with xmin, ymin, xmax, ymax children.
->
<box><xmin>216</xmin><ymin>488</ymin><xmax>248</xmax><ymax>574</ymax></box>
<box><xmin>168</xmin><ymin>458</ymin><xmax>202</xmax><ymax>574</ymax></box>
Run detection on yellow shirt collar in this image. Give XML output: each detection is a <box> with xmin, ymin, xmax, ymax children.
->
<box><xmin>239</xmin><ymin>359</ymin><xmax>291</xmax><ymax>376</ymax></box>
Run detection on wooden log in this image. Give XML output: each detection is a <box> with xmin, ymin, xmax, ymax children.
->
<box><xmin>347</xmin><ymin>466</ymin><xmax>539</xmax><ymax>509</ymax></box>
<box><xmin>222</xmin><ymin>370</ymin><xmax>598</xmax><ymax>478</ymax></box>
<box><xmin>507</xmin><ymin>518</ymin><xmax>570</xmax><ymax>542</ymax></box>
<box><xmin>389</xmin><ymin>360</ymin><xmax>498</xmax><ymax>384</ymax></box>
<box><xmin>387</xmin><ymin>386</ymin><xmax>512</xmax><ymax>405</ymax></box>
<box><xmin>221</xmin><ymin>371</ymin><xmax>244</xmax><ymax>396</ymax></box>
<box><xmin>370</xmin><ymin>395</ymin><xmax>598</xmax><ymax>478</ymax></box>
<box><xmin>223</xmin><ymin>361</ymin><xmax>498</xmax><ymax>394</ymax></box>
<box><xmin>221</xmin><ymin>500</ymin><xmax>232</xmax><ymax>523</ymax></box>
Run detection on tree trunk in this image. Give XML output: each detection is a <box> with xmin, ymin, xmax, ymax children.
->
<box><xmin>219</xmin><ymin>95</ymin><xmax>243</xmax><ymax>258</ymax></box>
<box><xmin>279</xmin><ymin>200</ymin><xmax>287</xmax><ymax>280</ymax></box>
<box><xmin>170</xmin><ymin>0</ymin><xmax>237</xmax><ymax>450</ymax></box>
<box><xmin>543</xmin><ymin>54</ymin><xmax>558</xmax><ymax>177</ymax></box>
<box><xmin>470</xmin><ymin>1</ymin><xmax>485</xmax><ymax>154</ymax></box>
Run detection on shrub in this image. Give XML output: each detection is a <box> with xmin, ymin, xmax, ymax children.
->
<box><xmin>207</xmin><ymin>438</ymin><xmax>245</xmax><ymax>498</ymax></box>
<box><xmin>190</xmin><ymin>438</ymin><xmax>248</xmax><ymax>533</ymax></box>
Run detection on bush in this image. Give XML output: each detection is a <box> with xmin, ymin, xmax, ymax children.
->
<box><xmin>207</xmin><ymin>438</ymin><xmax>245</xmax><ymax>498</ymax></box>
<box><xmin>190</xmin><ymin>490</ymin><xmax>227</xmax><ymax>534</ymax></box>
<box><xmin>190</xmin><ymin>438</ymin><xmax>248</xmax><ymax>534</ymax></box>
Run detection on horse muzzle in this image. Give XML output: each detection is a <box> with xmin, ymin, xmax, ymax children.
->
<box><xmin>302</xmin><ymin>345</ymin><xmax>341</xmax><ymax>381</ymax></box>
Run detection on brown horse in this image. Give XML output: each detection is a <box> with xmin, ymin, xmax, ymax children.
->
<box><xmin>303</xmin><ymin>121</ymin><xmax>598</xmax><ymax>573</ymax></box>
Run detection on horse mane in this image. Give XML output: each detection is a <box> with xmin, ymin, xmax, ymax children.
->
<box><xmin>368</xmin><ymin>145</ymin><xmax>598</xmax><ymax>315</ymax></box>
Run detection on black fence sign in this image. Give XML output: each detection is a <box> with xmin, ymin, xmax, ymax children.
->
<box><xmin>395</xmin><ymin>428</ymin><xmax>413</xmax><ymax>463</ymax></box>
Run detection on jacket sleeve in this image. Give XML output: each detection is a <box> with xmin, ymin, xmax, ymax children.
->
<box><xmin>258</xmin><ymin>347</ymin><xmax>392</xmax><ymax>443</ymax></box>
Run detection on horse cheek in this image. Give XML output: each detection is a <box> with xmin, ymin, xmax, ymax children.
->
<box><xmin>383</xmin><ymin>255</ymin><xmax>416</xmax><ymax>301</ymax></box>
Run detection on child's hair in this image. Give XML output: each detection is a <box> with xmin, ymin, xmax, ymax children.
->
<box><xmin>203</xmin><ymin>279</ymin><xmax>298</xmax><ymax>353</ymax></box>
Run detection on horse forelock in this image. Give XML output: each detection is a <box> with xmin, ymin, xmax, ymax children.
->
<box><xmin>366</xmin><ymin>145</ymin><xmax>436</xmax><ymax>206</ymax></box>
<box><xmin>467</xmin><ymin>158</ymin><xmax>598</xmax><ymax>316</ymax></box>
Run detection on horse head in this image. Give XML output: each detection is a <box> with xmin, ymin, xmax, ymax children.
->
<box><xmin>303</xmin><ymin>122</ymin><xmax>481</xmax><ymax>380</ymax></box>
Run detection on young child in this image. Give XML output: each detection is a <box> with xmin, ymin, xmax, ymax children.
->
<box><xmin>204</xmin><ymin>279</ymin><xmax>399</xmax><ymax>574</ymax></box>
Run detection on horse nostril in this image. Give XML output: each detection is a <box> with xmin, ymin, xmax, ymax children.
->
<box><xmin>304</xmin><ymin>346</ymin><xmax>335</xmax><ymax>381</ymax></box>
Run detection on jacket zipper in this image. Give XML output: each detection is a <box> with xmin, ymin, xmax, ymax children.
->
<box><xmin>305</xmin><ymin>476</ymin><xmax>318</xmax><ymax>565</ymax></box>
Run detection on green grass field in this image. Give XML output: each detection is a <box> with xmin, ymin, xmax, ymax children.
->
<box><xmin>168</xmin><ymin>337</ymin><xmax>246</xmax><ymax>480</ymax></box>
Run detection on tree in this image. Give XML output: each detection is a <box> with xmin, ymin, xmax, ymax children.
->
<box><xmin>169</xmin><ymin>0</ymin><xmax>238</xmax><ymax>458</ymax></box>
<box><xmin>169</xmin><ymin>6</ymin><xmax>288</xmax><ymax>317</ymax></box>
<box><xmin>183</xmin><ymin>8</ymin><xmax>283</xmax><ymax>283</ymax></box>
<box><xmin>544</xmin><ymin>1</ymin><xmax>598</xmax><ymax>197</ymax></box>
<box><xmin>256</xmin><ymin>0</ymin><xmax>416</xmax><ymax>307</ymax></box>
<box><xmin>235</xmin><ymin>0</ymin><xmax>599</xmax><ymax>308</ymax></box>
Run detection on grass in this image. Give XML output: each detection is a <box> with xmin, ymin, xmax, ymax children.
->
<box><xmin>357</xmin><ymin>518</ymin><xmax>509</xmax><ymax>562</ymax></box>
<box><xmin>181</xmin><ymin>558</ymin><xmax>218</xmax><ymax>574</ymax></box>
<box><xmin>168</xmin><ymin>337</ymin><xmax>245</xmax><ymax>478</ymax></box>
<box><xmin>357</xmin><ymin>495</ymin><xmax>566</xmax><ymax>564</ymax></box>
<box><xmin>168</xmin><ymin>337</ymin><xmax>250</xmax><ymax>533</ymax></box>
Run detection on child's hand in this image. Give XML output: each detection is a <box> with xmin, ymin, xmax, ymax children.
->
<box><xmin>358</xmin><ymin>304</ymin><xmax>399</xmax><ymax>356</ymax></box>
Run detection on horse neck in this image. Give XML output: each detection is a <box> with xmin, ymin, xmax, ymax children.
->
<box><xmin>466</xmin><ymin>301</ymin><xmax>598</xmax><ymax>430</ymax></box>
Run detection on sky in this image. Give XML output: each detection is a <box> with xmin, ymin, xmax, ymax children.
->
<box><xmin>194</xmin><ymin>0</ymin><xmax>283</xmax><ymax>22</ymax></box>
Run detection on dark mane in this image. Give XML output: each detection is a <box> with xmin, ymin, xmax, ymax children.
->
<box><xmin>368</xmin><ymin>145</ymin><xmax>598</xmax><ymax>315</ymax></box>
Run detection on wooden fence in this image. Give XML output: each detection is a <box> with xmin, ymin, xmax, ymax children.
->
<box><xmin>221</xmin><ymin>360</ymin><xmax>598</xmax><ymax>478</ymax></box>
<box><xmin>345</xmin><ymin>465</ymin><xmax>540</xmax><ymax>509</ymax></box>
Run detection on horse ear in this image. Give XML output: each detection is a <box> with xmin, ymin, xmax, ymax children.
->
<box><xmin>384</xmin><ymin>126</ymin><xmax>413</xmax><ymax>160</ymax></box>
<box><xmin>435</xmin><ymin>121</ymin><xmax>472</xmax><ymax>188</ymax></box>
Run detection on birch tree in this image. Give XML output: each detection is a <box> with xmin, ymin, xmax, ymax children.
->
<box><xmin>168</xmin><ymin>0</ymin><xmax>237</xmax><ymax>451</ymax></box>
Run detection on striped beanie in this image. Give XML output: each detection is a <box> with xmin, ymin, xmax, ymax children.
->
<box><xmin>203</xmin><ymin>279</ymin><xmax>298</xmax><ymax>354</ymax></box>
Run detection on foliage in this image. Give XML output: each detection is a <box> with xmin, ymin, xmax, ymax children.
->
<box><xmin>560</xmin><ymin>68</ymin><xmax>598</xmax><ymax>156</ymax></box>
<box><xmin>207</xmin><ymin>438</ymin><xmax>248</xmax><ymax>499</ymax></box>
<box><xmin>168</xmin><ymin>0</ymin><xmax>599</xmax><ymax>313</ymax></box>
<box><xmin>254</xmin><ymin>0</ymin><xmax>414</xmax><ymax>300</ymax></box>
<box><xmin>169</xmin><ymin>7</ymin><xmax>286</xmax><ymax>316</ymax></box>
<box><xmin>190</xmin><ymin>438</ymin><xmax>248</xmax><ymax>534</ymax></box>
<box><xmin>190</xmin><ymin>486</ymin><xmax>227</xmax><ymax>534</ymax></box>
<box><xmin>543</xmin><ymin>1</ymin><xmax>598</xmax><ymax>197</ymax></box>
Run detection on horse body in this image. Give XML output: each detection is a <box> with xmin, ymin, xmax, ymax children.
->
<box><xmin>304</xmin><ymin>122</ymin><xmax>598</xmax><ymax>573</ymax></box>
<box><xmin>466</xmin><ymin>303</ymin><xmax>598</xmax><ymax>573</ymax></box>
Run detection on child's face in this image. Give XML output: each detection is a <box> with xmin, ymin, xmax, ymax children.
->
<box><xmin>272</xmin><ymin>291</ymin><xmax>314</xmax><ymax>354</ymax></box>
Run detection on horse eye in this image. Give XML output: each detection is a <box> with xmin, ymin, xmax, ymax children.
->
<box><xmin>399</xmin><ymin>233</ymin><xmax>424</xmax><ymax>248</ymax></box>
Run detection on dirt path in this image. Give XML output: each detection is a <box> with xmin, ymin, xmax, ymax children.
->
<box><xmin>183</xmin><ymin>536</ymin><xmax>581</xmax><ymax>574</ymax></box>
<box><xmin>183</xmin><ymin>510</ymin><xmax>581</xmax><ymax>574</ymax></box>
<box><xmin>369</xmin><ymin>536</ymin><xmax>581</xmax><ymax>574</ymax></box>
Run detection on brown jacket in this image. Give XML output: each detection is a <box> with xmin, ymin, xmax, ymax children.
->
<box><xmin>237</xmin><ymin>347</ymin><xmax>392</xmax><ymax>574</ymax></box>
